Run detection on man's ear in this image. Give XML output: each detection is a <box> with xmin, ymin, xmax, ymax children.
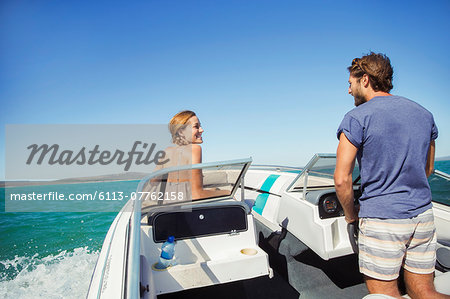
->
<box><xmin>361</xmin><ymin>73</ymin><xmax>370</xmax><ymax>88</ymax></box>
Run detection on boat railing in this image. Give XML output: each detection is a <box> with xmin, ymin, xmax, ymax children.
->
<box><xmin>435</xmin><ymin>169</ymin><xmax>450</xmax><ymax>181</ymax></box>
<box><xmin>250</xmin><ymin>164</ymin><xmax>303</xmax><ymax>173</ymax></box>
<box><xmin>126</xmin><ymin>198</ymin><xmax>141</xmax><ymax>299</ymax></box>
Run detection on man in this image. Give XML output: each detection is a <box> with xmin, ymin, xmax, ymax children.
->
<box><xmin>334</xmin><ymin>52</ymin><xmax>447</xmax><ymax>298</ymax></box>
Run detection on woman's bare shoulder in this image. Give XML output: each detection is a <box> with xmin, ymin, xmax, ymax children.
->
<box><xmin>191</xmin><ymin>144</ymin><xmax>202</xmax><ymax>153</ymax></box>
<box><xmin>191</xmin><ymin>144</ymin><xmax>202</xmax><ymax>164</ymax></box>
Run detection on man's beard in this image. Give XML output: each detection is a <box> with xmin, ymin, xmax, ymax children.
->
<box><xmin>353</xmin><ymin>90</ymin><xmax>367</xmax><ymax>107</ymax></box>
<box><xmin>354</xmin><ymin>95</ymin><xmax>367</xmax><ymax>106</ymax></box>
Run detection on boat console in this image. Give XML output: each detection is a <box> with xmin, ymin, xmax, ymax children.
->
<box><xmin>137</xmin><ymin>159</ymin><xmax>272</xmax><ymax>298</ymax></box>
<box><xmin>239</xmin><ymin>154</ymin><xmax>361</xmax><ymax>260</ymax></box>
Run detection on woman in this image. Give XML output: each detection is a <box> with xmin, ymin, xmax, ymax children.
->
<box><xmin>150</xmin><ymin>110</ymin><xmax>228</xmax><ymax>202</ymax></box>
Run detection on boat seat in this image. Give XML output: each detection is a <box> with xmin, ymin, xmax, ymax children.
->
<box><xmin>362</xmin><ymin>294</ymin><xmax>412</xmax><ymax>299</ymax></box>
<box><xmin>435</xmin><ymin>271</ymin><xmax>450</xmax><ymax>295</ymax></box>
<box><xmin>362</xmin><ymin>295</ymin><xmax>398</xmax><ymax>299</ymax></box>
<box><xmin>438</xmin><ymin>239</ymin><xmax>450</xmax><ymax>247</ymax></box>
<box><xmin>436</xmin><ymin>246</ymin><xmax>450</xmax><ymax>271</ymax></box>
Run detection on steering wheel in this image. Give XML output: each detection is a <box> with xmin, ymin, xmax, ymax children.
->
<box><xmin>347</xmin><ymin>221</ymin><xmax>359</xmax><ymax>254</ymax></box>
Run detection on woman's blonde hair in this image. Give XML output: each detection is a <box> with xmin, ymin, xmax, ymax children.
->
<box><xmin>169</xmin><ymin>110</ymin><xmax>196</xmax><ymax>145</ymax></box>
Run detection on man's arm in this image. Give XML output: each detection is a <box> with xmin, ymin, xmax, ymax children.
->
<box><xmin>334</xmin><ymin>133</ymin><xmax>358</xmax><ymax>223</ymax></box>
<box><xmin>426</xmin><ymin>140</ymin><xmax>435</xmax><ymax>178</ymax></box>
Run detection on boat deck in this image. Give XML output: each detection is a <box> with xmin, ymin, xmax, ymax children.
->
<box><xmin>157</xmin><ymin>217</ymin><xmax>369</xmax><ymax>299</ymax></box>
<box><xmin>159</xmin><ymin>270</ymin><xmax>299</xmax><ymax>299</ymax></box>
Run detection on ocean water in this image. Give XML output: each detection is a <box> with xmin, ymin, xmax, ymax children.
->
<box><xmin>1</xmin><ymin>162</ymin><xmax>449</xmax><ymax>298</ymax></box>
<box><xmin>0</xmin><ymin>180</ymin><xmax>139</xmax><ymax>298</ymax></box>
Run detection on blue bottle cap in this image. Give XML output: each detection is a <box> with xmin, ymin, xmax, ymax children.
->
<box><xmin>168</xmin><ymin>236</ymin><xmax>175</xmax><ymax>243</ymax></box>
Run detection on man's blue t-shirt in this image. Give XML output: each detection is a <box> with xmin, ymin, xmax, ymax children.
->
<box><xmin>337</xmin><ymin>95</ymin><xmax>438</xmax><ymax>219</ymax></box>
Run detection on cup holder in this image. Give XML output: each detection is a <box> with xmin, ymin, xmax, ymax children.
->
<box><xmin>240</xmin><ymin>248</ymin><xmax>257</xmax><ymax>255</ymax></box>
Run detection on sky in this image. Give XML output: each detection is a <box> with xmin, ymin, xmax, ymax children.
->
<box><xmin>1</xmin><ymin>0</ymin><xmax>449</xmax><ymax>179</ymax></box>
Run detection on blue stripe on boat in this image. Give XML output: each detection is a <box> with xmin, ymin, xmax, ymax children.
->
<box><xmin>253</xmin><ymin>175</ymin><xmax>280</xmax><ymax>215</ymax></box>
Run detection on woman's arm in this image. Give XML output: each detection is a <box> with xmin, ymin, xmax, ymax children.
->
<box><xmin>190</xmin><ymin>144</ymin><xmax>204</xmax><ymax>198</ymax></box>
<box><xmin>190</xmin><ymin>145</ymin><xmax>229</xmax><ymax>200</ymax></box>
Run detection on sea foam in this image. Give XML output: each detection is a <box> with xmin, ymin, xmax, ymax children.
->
<box><xmin>0</xmin><ymin>247</ymin><xmax>98</xmax><ymax>299</ymax></box>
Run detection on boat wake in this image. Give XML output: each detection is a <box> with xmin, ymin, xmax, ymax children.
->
<box><xmin>0</xmin><ymin>247</ymin><xmax>98</xmax><ymax>299</ymax></box>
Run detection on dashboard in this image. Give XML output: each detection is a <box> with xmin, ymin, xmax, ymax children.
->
<box><xmin>317</xmin><ymin>189</ymin><xmax>361</xmax><ymax>219</ymax></box>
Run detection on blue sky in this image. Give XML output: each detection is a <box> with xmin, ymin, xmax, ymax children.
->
<box><xmin>1</xmin><ymin>0</ymin><xmax>449</xmax><ymax>179</ymax></box>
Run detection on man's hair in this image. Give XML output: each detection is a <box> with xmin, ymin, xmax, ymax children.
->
<box><xmin>348</xmin><ymin>52</ymin><xmax>393</xmax><ymax>92</ymax></box>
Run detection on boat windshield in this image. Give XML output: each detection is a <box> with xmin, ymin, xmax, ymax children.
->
<box><xmin>288</xmin><ymin>154</ymin><xmax>450</xmax><ymax>207</ymax></box>
<box><xmin>138</xmin><ymin>158</ymin><xmax>251</xmax><ymax>212</ymax></box>
<box><xmin>288</xmin><ymin>154</ymin><xmax>360</xmax><ymax>192</ymax></box>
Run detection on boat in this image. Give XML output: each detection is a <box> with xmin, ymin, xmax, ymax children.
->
<box><xmin>87</xmin><ymin>154</ymin><xmax>450</xmax><ymax>298</ymax></box>
<box><xmin>237</xmin><ymin>154</ymin><xmax>450</xmax><ymax>298</ymax></box>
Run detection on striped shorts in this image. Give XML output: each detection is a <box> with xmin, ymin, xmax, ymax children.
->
<box><xmin>358</xmin><ymin>208</ymin><xmax>437</xmax><ymax>281</ymax></box>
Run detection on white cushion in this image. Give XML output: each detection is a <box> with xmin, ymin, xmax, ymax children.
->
<box><xmin>434</xmin><ymin>271</ymin><xmax>450</xmax><ymax>295</ymax></box>
<box><xmin>362</xmin><ymin>295</ymin><xmax>398</xmax><ymax>299</ymax></box>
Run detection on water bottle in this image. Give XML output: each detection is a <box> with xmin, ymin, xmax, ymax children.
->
<box><xmin>158</xmin><ymin>236</ymin><xmax>175</xmax><ymax>269</ymax></box>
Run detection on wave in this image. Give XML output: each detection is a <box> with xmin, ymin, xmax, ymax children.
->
<box><xmin>0</xmin><ymin>247</ymin><xmax>98</xmax><ymax>299</ymax></box>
